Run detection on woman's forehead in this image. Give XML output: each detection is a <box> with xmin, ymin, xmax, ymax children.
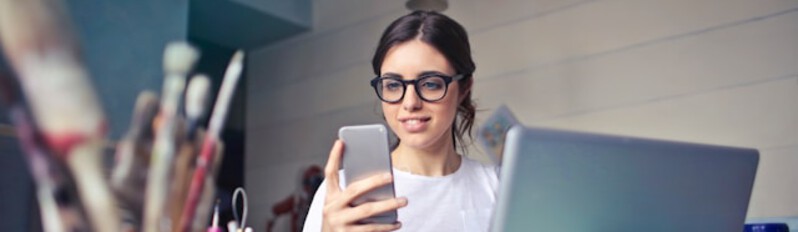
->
<box><xmin>380</xmin><ymin>40</ymin><xmax>454</xmax><ymax>77</ymax></box>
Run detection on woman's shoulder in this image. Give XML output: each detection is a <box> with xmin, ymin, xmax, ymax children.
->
<box><xmin>459</xmin><ymin>155</ymin><xmax>500</xmax><ymax>181</ymax></box>
<box><xmin>461</xmin><ymin>155</ymin><xmax>498</xmax><ymax>173</ymax></box>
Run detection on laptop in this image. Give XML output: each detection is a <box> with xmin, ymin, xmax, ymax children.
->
<box><xmin>490</xmin><ymin>126</ymin><xmax>759</xmax><ymax>232</ymax></box>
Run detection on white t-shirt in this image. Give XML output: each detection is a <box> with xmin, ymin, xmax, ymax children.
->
<box><xmin>302</xmin><ymin>157</ymin><xmax>499</xmax><ymax>232</ymax></box>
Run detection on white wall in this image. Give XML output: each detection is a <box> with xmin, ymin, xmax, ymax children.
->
<box><xmin>246</xmin><ymin>0</ymin><xmax>798</xmax><ymax>229</ymax></box>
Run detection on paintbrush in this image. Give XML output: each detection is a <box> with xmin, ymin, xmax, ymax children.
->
<box><xmin>10</xmin><ymin>108</ymin><xmax>67</xmax><ymax>232</ymax></box>
<box><xmin>191</xmin><ymin>141</ymin><xmax>224</xmax><ymax>232</ymax></box>
<box><xmin>169</xmin><ymin>74</ymin><xmax>211</xmax><ymax>230</ymax></box>
<box><xmin>143</xmin><ymin>41</ymin><xmax>199</xmax><ymax>232</ymax></box>
<box><xmin>170</xmin><ymin>141</ymin><xmax>198</xmax><ymax>232</ymax></box>
<box><xmin>112</xmin><ymin>90</ymin><xmax>159</xmax><ymax>227</ymax></box>
<box><xmin>0</xmin><ymin>0</ymin><xmax>119</xmax><ymax>231</ymax></box>
<box><xmin>207</xmin><ymin>199</ymin><xmax>221</xmax><ymax>232</ymax></box>
<box><xmin>185</xmin><ymin>74</ymin><xmax>211</xmax><ymax>137</ymax></box>
<box><xmin>178</xmin><ymin>50</ymin><xmax>244</xmax><ymax>232</ymax></box>
<box><xmin>1</xmin><ymin>70</ymin><xmax>69</xmax><ymax>232</ymax></box>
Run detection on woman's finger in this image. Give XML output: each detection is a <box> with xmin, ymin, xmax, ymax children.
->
<box><xmin>338</xmin><ymin>197</ymin><xmax>407</xmax><ymax>225</ymax></box>
<box><xmin>324</xmin><ymin>140</ymin><xmax>345</xmax><ymax>194</ymax></box>
<box><xmin>339</xmin><ymin>172</ymin><xmax>393</xmax><ymax>207</ymax></box>
<box><xmin>347</xmin><ymin>222</ymin><xmax>402</xmax><ymax>232</ymax></box>
<box><xmin>327</xmin><ymin>172</ymin><xmax>393</xmax><ymax>211</ymax></box>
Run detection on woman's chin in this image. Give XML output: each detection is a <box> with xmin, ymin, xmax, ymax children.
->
<box><xmin>397</xmin><ymin>133</ymin><xmax>441</xmax><ymax>149</ymax></box>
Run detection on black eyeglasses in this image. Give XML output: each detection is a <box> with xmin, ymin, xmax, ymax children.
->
<box><xmin>370</xmin><ymin>74</ymin><xmax>465</xmax><ymax>103</ymax></box>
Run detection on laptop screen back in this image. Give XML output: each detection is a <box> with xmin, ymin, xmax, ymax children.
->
<box><xmin>491</xmin><ymin>126</ymin><xmax>759</xmax><ymax>232</ymax></box>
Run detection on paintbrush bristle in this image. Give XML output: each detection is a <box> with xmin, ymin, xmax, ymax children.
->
<box><xmin>163</xmin><ymin>42</ymin><xmax>199</xmax><ymax>75</ymax></box>
<box><xmin>185</xmin><ymin>74</ymin><xmax>210</xmax><ymax>120</ymax></box>
<box><xmin>131</xmin><ymin>91</ymin><xmax>159</xmax><ymax>126</ymax></box>
<box><xmin>130</xmin><ymin>91</ymin><xmax>159</xmax><ymax>138</ymax></box>
<box><xmin>230</xmin><ymin>50</ymin><xmax>244</xmax><ymax>66</ymax></box>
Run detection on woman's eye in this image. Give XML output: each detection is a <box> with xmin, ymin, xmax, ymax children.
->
<box><xmin>421</xmin><ymin>81</ymin><xmax>443</xmax><ymax>90</ymax></box>
<box><xmin>384</xmin><ymin>81</ymin><xmax>402</xmax><ymax>91</ymax></box>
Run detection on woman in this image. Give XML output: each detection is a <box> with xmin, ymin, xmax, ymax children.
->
<box><xmin>303</xmin><ymin>11</ymin><xmax>498</xmax><ymax>231</ymax></box>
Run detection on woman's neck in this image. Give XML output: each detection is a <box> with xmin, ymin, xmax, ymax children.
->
<box><xmin>391</xmin><ymin>134</ymin><xmax>462</xmax><ymax>177</ymax></box>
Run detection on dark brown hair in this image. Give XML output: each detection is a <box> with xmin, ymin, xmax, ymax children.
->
<box><xmin>372</xmin><ymin>11</ymin><xmax>476</xmax><ymax>152</ymax></box>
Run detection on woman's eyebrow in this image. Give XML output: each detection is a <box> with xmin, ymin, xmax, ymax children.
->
<box><xmin>418</xmin><ymin>70</ymin><xmax>447</xmax><ymax>77</ymax></box>
<box><xmin>381</xmin><ymin>72</ymin><xmax>402</xmax><ymax>78</ymax></box>
<box><xmin>381</xmin><ymin>71</ymin><xmax>448</xmax><ymax>79</ymax></box>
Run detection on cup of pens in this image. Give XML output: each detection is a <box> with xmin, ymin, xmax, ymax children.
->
<box><xmin>0</xmin><ymin>0</ymin><xmax>247</xmax><ymax>230</ymax></box>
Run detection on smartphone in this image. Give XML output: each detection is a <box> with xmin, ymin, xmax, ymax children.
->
<box><xmin>338</xmin><ymin>124</ymin><xmax>398</xmax><ymax>224</ymax></box>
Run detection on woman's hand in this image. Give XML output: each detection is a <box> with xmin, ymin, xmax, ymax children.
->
<box><xmin>321</xmin><ymin>140</ymin><xmax>407</xmax><ymax>232</ymax></box>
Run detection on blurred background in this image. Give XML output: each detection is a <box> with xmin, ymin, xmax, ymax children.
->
<box><xmin>1</xmin><ymin>0</ymin><xmax>797</xmax><ymax>231</ymax></box>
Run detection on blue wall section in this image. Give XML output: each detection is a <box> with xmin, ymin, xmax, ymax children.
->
<box><xmin>232</xmin><ymin>0</ymin><xmax>312</xmax><ymax>26</ymax></box>
<box><xmin>64</xmin><ymin>0</ymin><xmax>190</xmax><ymax>140</ymax></box>
<box><xmin>189</xmin><ymin>0</ymin><xmax>310</xmax><ymax>49</ymax></box>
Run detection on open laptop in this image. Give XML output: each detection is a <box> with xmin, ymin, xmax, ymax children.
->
<box><xmin>490</xmin><ymin>126</ymin><xmax>759</xmax><ymax>232</ymax></box>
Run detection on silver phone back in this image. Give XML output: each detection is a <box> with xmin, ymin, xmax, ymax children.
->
<box><xmin>339</xmin><ymin>124</ymin><xmax>397</xmax><ymax>224</ymax></box>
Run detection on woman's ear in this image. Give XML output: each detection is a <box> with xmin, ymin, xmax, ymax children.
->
<box><xmin>458</xmin><ymin>77</ymin><xmax>473</xmax><ymax>103</ymax></box>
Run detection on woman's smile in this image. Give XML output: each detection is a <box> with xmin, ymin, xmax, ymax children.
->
<box><xmin>398</xmin><ymin>115</ymin><xmax>431</xmax><ymax>133</ymax></box>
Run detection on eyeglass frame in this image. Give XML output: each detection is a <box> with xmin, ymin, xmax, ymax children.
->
<box><xmin>369</xmin><ymin>73</ymin><xmax>466</xmax><ymax>103</ymax></box>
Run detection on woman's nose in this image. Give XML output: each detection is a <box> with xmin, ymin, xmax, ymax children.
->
<box><xmin>402</xmin><ymin>85</ymin><xmax>422</xmax><ymax>111</ymax></box>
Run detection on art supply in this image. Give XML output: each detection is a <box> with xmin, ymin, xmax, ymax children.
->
<box><xmin>169</xmin><ymin>75</ymin><xmax>211</xmax><ymax>227</ymax></box>
<box><xmin>1</xmin><ymin>67</ymin><xmax>68</xmax><ymax>232</ymax></box>
<box><xmin>170</xmin><ymin>138</ymin><xmax>199</xmax><ymax>230</ymax></box>
<box><xmin>178</xmin><ymin>51</ymin><xmax>245</xmax><ymax>232</ymax></box>
<box><xmin>171</xmin><ymin>74</ymin><xmax>211</xmax><ymax>226</ymax></box>
<box><xmin>112</xmin><ymin>91</ymin><xmax>159</xmax><ymax>224</ymax></box>
<box><xmin>185</xmin><ymin>74</ymin><xmax>211</xmax><ymax>137</ymax></box>
<box><xmin>6</xmin><ymin>97</ymin><xmax>69</xmax><ymax>232</ymax></box>
<box><xmin>191</xmin><ymin>147</ymin><xmax>225</xmax><ymax>232</ymax></box>
<box><xmin>1</xmin><ymin>15</ymin><xmax>92</xmax><ymax>232</ymax></box>
<box><xmin>227</xmin><ymin>221</ymin><xmax>239</xmax><ymax>232</ymax></box>
<box><xmin>0</xmin><ymin>0</ymin><xmax>119</xmax><ymax>231</ymax></box>
<box><xmin>232</xmin><ymin>187</ymin><xmax>249</xmax><ymax>229</ymax></box>
<box><xmin>227</xmin><ymin>188</ymin><xmax>251</xmax><ymax>232</ymax></box>
<box><xmin>143</xmin><ymin>41</ymin><xmax>200</xmax><ymax>232</ymax></box>
<box><xmin>206</xmin><ymin>200</ymin><xmax>221</xmax><ymax>232</ymax></box>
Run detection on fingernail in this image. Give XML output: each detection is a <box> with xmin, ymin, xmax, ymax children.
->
<box><xmin>395</xmin><ymin>222</ymin><xmax>402</xmax><ymax>228</ymax></box>
<box><xmin>397</xmin><ymin>197</ymin><xmax>408</xmax><ymax>206</ymax></box>
<box><xmin>383</xmin><ymin>173</ymin><xmax>393</xmax><ymax>181</ymax></box>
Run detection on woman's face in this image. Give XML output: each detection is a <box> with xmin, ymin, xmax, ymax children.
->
<box><xmin>379</xmin><ymin>39</ymin><xmax>464</xmax><ymax>150</ymax></box>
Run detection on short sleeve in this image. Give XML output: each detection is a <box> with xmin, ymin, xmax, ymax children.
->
<box><xmin>303</xmin><ymin>170</ymin><xmax>346</xmax><ymax>232</ymax></box>
<box><xmin>302</xmin><ymin>178</ymin><xmax>327</xmax><ymax>232</ymax></box>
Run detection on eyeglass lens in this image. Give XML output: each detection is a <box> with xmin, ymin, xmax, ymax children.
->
<box><xmin>377</xmin><ymin>76</ymin><xmax>448</xmax><ymax>102</ymax></box>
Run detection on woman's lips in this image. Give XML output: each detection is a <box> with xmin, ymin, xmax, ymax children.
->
<box><xmin>399</xmin><ymin>117</ymin><xmax>430</xmax><ymax>133</ymax></box>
